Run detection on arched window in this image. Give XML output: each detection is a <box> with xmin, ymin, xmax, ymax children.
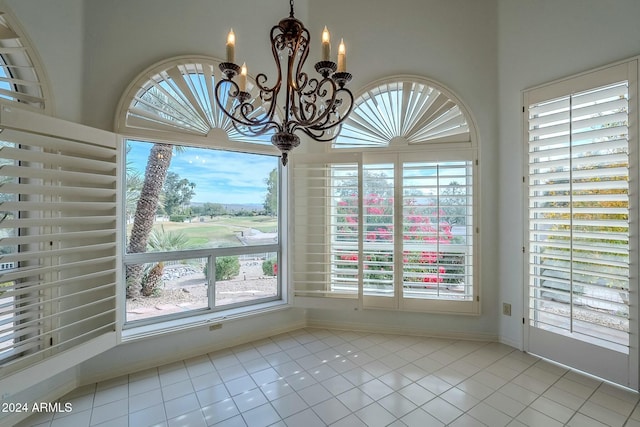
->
<box><xmin>335</xmin><ymin>77</ymin><xmax>471</xmax><ymax>148</ymax></box>
<box><xmin>0</xmin><ymin>10</ymin><xmax>49</xmax><ymax>111</ymax></box>
<box><xmin>115</xmin><ymin>56</ymin><xmax>283</xmax><ymax>329</ymax></box>
<box><xmin>293</xmin><ymin>76</ymin><xmax>480</xmax><ymax>314</ymax></box>
<box><xmin>116</xmin><ymin>55</ymin><xmax>278</xmax><ymax>149</ymax></box>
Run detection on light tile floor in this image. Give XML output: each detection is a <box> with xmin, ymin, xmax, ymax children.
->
<box><xmin>15</xmin><ymin>328</ymin><xmax>640</xmax><ymax>427</ymax></box>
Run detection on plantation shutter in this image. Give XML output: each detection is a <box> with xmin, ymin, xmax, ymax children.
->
<box><xmin>292</xmin><ymin>153</ymin><xmax>361</xmax><ymax>308</ymax></box>
<box><xmin>0</xmin><ymin>106</ymin><xmax>118</xmax><ymax>393</ymax></box>
<box><xmin>527</xmin><ymin>75</ymin><xmax>630</xmax><ymax>351</ymax></box>
<box><xmin>292</xmin><ymin>151</ymin><xmax>478</xmax><ymax>313</ymax></box>
<box><xmin>360</xmin><ymin>161</ymin><xmax>396</xmax><ymax>309</ymax></box>
<box><xmin>401</xmin><ymin>161</ymin><xmax>474</xmax><ymax>299</ymax></box>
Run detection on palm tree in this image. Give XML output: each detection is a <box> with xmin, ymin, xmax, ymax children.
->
<box><xmin>125</xmin><ymin>144</ymin><xmax>144</xmax><ymax>224</ymax></box>
<box><xmin>125</xmin><ymin>85</ymin><xmax>193</xmax><ymax>298</ymax></box>
<box><xmin>126</xmin><ymin>143</ymin><xmax>174</xmax><ymax>298</ymax></box>
<box><xmin>141</xmin><ymin>225</ymin><xmax>192</xmax><ymax>296</ymax></box>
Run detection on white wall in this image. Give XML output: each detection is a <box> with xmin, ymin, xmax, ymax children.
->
<box><xmin>497</xmin><ymin>0</ymin><xmax>640</xmax><ymax>348</ymax></box>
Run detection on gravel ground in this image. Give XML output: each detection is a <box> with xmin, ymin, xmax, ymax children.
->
<box><xmin>126</xmin><ymin>261</ymin><xmax>277</xmax><ymax>321</ymax></box>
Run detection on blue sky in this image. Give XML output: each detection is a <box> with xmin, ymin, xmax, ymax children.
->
<box><xmin>126</xmin><ymin>141</ymin><xmax>277</xmax><ymax>204</ymax></box>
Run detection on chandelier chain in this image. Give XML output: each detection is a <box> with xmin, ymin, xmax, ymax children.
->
<box><xmin>289</xmin><ymin>0</ymin><xmax>294</xmax><ymax>18</ymax></box>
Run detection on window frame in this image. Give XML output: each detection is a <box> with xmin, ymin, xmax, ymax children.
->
<box><xmin>120</xmin><ymin>137</ymin><xmax>287</xmax><ymax>332</ymax></box>
<box><xmin>293</xmin><ymin>148</ymin><xmax>479</xmax><ymax>314</ymax></box>
<box><xmin>114</xmin><ymin>56</ymin><xmax>289</xmax><ymax>336</ymax></box>
<box><xmin>524</xmin><ymin>61</ymin><xmax>636</xmax><ymax>352</ymax></box>
<box><xmin>292</xmin><ymin>75</ymin><xmax>480</xmax><ymax>315</ymax></box>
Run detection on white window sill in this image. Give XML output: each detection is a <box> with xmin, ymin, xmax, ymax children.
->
<box><xmin>120</xmin><ymin>300</ymin><xmax>291</xmax><ymax>343</ymax></box>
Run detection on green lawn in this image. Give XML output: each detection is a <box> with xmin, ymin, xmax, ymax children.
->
<box><xmin>126</xmin><ymin>215</ymin><xmax>278</xmax><ymax>248</ymax></box>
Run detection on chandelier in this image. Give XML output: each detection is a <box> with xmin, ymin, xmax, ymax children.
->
<box><xmin>214</xmin><ymin>0</ymin><xmax>355</xmax><ymax>165</ymax></box>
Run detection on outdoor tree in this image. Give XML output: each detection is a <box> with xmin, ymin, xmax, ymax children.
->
<box><xmin>142</xmin><ymin>226</ymin><xmax>193</xmax><ymax>296</ymax></box>
<box><xmin>335</xmin><ymin>170</ymin><xmax>394</xmax><ymax>199</ymax></box>
<box><xmin>440</xmin><ymin>181</ymin><xmax>468</xmax><ymax>226</ymax></box>
<box><xmin>263</xmin><ymin>168</ymin><xmax>278</xmax><ymax>216</ymax></box>
<box><xmin>125</xmin><ymin>144</ymin><xmax>144</xmax><ymax>223</ymax></box>
<box><xmin>162</xmin><ymin>171</ymin><xmax>196</xmax><ymax>216</ymax></box>
<box><xmin>126</xmin><ymin>143</ymin><xmax>174</xmax><ymax>298</ymax></box>
<box><xmin>204</xmin><ymin>202</ymin><xmax>226</xmax><ymax>217</ymax></box>
<box><xmin>126</xmin><ymin>87</ymin><xmax>190</xmax><ymax>298</ymax></box>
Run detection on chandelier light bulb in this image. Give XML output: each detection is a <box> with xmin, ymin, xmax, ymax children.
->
<box><xmin>239</xmin><ymin>63</ymin><xmax>247</xmax><ymax>92</ymax></box>
<box><xmin>226</xmin><ymin>29</ymin><xmax>236</xmax><ymax>63</ymax></box>
<box><xmin>337</xmin><ymin>39</ymin><xmax>346</xmax><ymax>72</ymax></box>
<box><xmin>322</xmin><ymin>26</ymin><xmax>331</xmax><ymax>61</ymax></box>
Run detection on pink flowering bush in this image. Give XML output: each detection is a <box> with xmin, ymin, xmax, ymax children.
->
<box><xmin>336</xmin><ymin>192</ymin><xmax>463</xmax><ymax>289</ymax></box>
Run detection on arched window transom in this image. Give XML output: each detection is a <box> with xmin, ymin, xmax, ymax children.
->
<box><xmin>117</xmin><ymin>57</ymin><xmax>276</xmax><ymax>145</ymax></box>
<box><xmin>335</xmin><ymin>77</ymin><xmax>471</xmax><ymax>148</ymax></box>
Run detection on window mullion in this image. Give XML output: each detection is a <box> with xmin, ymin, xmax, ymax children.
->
<box><xmin>569</xmin><ymin>94</ymin><xmax>574</xmax><ymax>334</ymax></box>
<box><xmin>357</xmin><ymin>159</ymin><xmax>364</xmax><ymax>306</ymax></box>
<box><xmin>394</xmin><ymin>155</ymin><xmax>402</xmax><ymax>307</ymax></box>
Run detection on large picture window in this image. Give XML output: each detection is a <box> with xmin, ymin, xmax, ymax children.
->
<box><xmin>116</xmin><ymin>57</ymin><xmax>285</xmax><ymax>330</ymax></box>
<box><xmin>123</xmin><ymin>141</ymin><xmax>281</xmax><ymax>325</ymax></box>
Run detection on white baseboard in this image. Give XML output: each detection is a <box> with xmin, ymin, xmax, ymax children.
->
<box><xmin>498</xmin><ymin>335</ymin><xmax>523</xmax><ymax>351</ymax></box>
<box><xmin>306</xmin><ymin>318</ymin><xmax>499</xmax><ymax>342</ymax></box>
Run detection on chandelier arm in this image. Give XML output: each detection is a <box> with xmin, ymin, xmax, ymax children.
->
<box><xmin>295</xmin><ymin>76</ymin><xmax>340</xmax><ymax>127</ymax></box>
<box><xmin>293</xmin><ymin>26</ymin><xmax>311</xmax><ymax>90</ymax></box>
<box><xmin>311</xmin><ymin>87</ymin><xmax>355</xmax><ymax>131</ymax></box>
<box><xmin>289</xmin><ymin>26</ymin><xmax>311</xmax><ymax>124</ymax></box>
<box><xmin>253</xmin><ymin>25</ymin><xmax>285</xmax><ymax>99</ymax></box>
<box><xmin>292</xmin><ymin>75</ymin><xmax>318</xmax><ymax>125</ymax></box>
<box><xmin>231</xmin><ymin>120</ymin><xmax>281</xmax><ymax>137</ymax></box>
<box><xmin>297</xmin><ymin>123</ymin><xmax>345</xmax><ymax>142</ymax></box>
<box><xmin>213</xmin><ymin>78</ymin><xmax>246</xmax><ymax>124</ymax></box>
<box><xmin>214</xmin><ymin>78</ymin><xmax>276</xmax><ymax>131</ymax></box>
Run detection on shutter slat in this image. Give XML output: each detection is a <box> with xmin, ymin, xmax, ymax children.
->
<box><xmin>0</xmin><ymin>183</ymin><xmax>116</xmax><ymax>199</ymax></box>
<box><xmin>0</xmin><ymin>165</ymin><xmax>116</xmax><ymax>186</ymax></box>
<box><xmin>0</xmin><ymin>129</ymin><xmax>116</xmax><ymax>158</ymax></box>
<box><xmin>0</xmin><ymin>146</ymin><xmax>116</xmax><ymax>172</ymax></box>
<box><xmin>1</xmin><ymin>229</ymin><xmax>115</xmax><ymax>246</ymax></box>
<box><xmin>0</xmin><ymin>216</ymin><xmax>115</xmax><ymax>229</ymax></box>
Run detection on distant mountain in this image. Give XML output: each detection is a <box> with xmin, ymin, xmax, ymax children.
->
<box><xmin>190</xmin><ymin>202</ymin><xmax>263</xmax><ymax>212</ymax></box>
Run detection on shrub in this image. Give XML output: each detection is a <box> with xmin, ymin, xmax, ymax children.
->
<box><xmin>215</xmin><ymin>256</ymin><xmax>240</xmax><ymax>280</ymax></box>
<box><xmin>262</xmin><ymin>258</ymin><xmax>277</xmax><ymax>276</ymax></box>
<box><xmin>169</xmin><ymin>214</ymin><xmax>187</xmax><ymax>222</ymax></box>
